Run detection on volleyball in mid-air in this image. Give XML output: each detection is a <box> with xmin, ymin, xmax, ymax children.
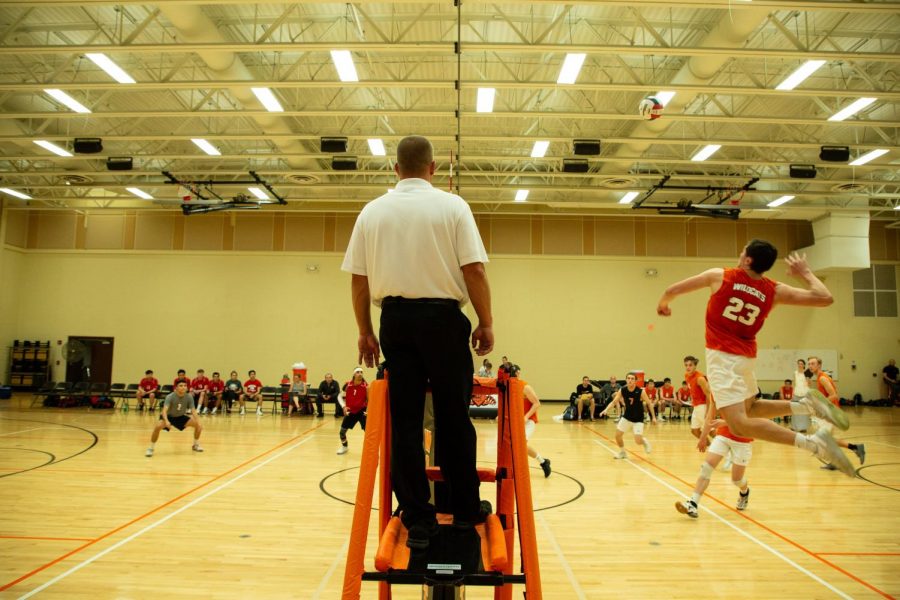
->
<box><xmin>638</xmin><ymin>96</ymin><xmax>664</xmax><ymax>120</ymax></box>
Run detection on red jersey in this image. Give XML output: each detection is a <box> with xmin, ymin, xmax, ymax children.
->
<box><xmin>191</xmin><ymin>376</ymin><xmax>210</xmax><ymax>392</ymax></box>
<box><xmin>705</xmin><ymin>268</ymin><xmax>777</xmax><ymax>358</ymax></box>
<box><xmin>521</xmin><ymin>380</ymin><xmax>538</xmax><ymax>423</ymax></box>
<box><xmin>244</xmin><ymin>378</ymin><xmax>263</xmax><ymax>394</ymax></box>
<box><xmin>780</xmin><ymin>385</ymin><xmax>793</xmax><ymax>401</ymax></box>
<box><xmin>660</xmin><ymin>383</ymin><xmax>675</xmax><ymax>400</ymax></box>
<box><xmin>343</xmin><ymin>381</ymin><xmax>368</xmax><ymax>413</ymax></box>
<box><xmin>717</xmin><ymin>424</ymin><xmax>753</xmax><ymax>444</ymax></box>
<box><xmin>174</xmin><ymin>376</ymin><xmax>190</xmax><ymax>387</ymax></box>
<box><xmin>208</xmin><ymin>379</ymin><xmax>224</xmax><ymax>393</ymax></box>
<box><xmin>685</xmin><ymin>370</ymin><xmax>708</xmax><ymax>407</ymax></box>
<box><xmin>139</xmin><ymin>377</ymin><xmax>159</xmax><ymax>392</ymax></box>
<box><xmin>815</xmin><ymin>372</ymin><xmax>839</xmax><ymax>407</ymax></box>
<box><xmin>645</xmin><ymin>387</ymin><xmax>657</xmax><ymax>401</ymax></box>
<box><xmin>677</xmin><ymin>387</ymin><xmax>691</xmax><ymax>403</ymax></box>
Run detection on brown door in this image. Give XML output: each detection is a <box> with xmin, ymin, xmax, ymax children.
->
<box><xmin>65</xmin><ymin>336</ymin><xmax>114</xmax><ymax>384</ymax></box>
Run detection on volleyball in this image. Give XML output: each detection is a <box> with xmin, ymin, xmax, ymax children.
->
<box><xmin>638</xmin><ymin>96</ymin><xmax>664</xmax><ymax>120</ymax></box>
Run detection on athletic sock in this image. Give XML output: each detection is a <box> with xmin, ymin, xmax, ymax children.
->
<box><xmin>149</xmin><ymin>442</ymin><xmax>155</xmax><ymax>449</ymax></box>
<box><xmin>790</xmin><ymin>401</ymin><xmax>811</xmax><ymax>415</ymax></box>
<box><xmin>847</xmin><ymin>443</ymin><xmax>857</xmax><ymax>451</ymax></box>
<box><xmin>794</xmin><ymin>432</ymin><xmax>817</xmax><ymax>452</ymax></box>
<box><xmin>740</xmin><ymin>489</ymin><xmax>749</xmax><ymax>496</ymax></box>
<box><xmin>534</xmin><ymin>454</ymin><xmax>544</xmax><ymax>464</ymax></box>
<box><xmin>690</xmin><ymin>493</ymin><xmax>701</xmax><ymax>505</ymax></box>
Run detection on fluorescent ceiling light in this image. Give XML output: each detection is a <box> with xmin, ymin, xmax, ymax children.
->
<box><xmin>828</xmin><ymin>97</ymin><xmax>876</xmax><ymax>122</ymax></box>
<box><xmin>247</xmin><ymin>187</ymin><xmax>269</xmax><ymax>200</ymax></box>
<box><xmin>367</xmin><ymin>138</ymin><xmax>386</xmax><ymax>156</ymax></box>
<box><xmin>691</xmin><ymin>144</ymin><xmax>721</xmax><ymax>162</ymax></box>
<box><xmin>0</xmin><ymin>187</ymin><xmax>31</xmax><ymax>200</ymax></box>
<box><xmin>767</xmin><ymin>195</ymin><xmax>794</xmax><ymax>208</ymax></box>
<box><xmin>85</xmin><ymin>53</ymin><xmax>135</xmax><ymax>84</ymax></box>
<box><xmin>126</xmin><ymin>187</ymin><xmax>153</xmax><ymax>200</ymax></box>
<box><xmin>191</xmin><ymin>138</ymin><xmax>221</xmax><ymax>156</ymax></box>
<box><xmin>619</xmin><ymin>191</ymin><xmax>639</xmax><ymax>204</ymax></box>
<box><xmin>34</xmin><ymin>140</ymin><xmax>73</xmax><ymax>157</ymax></box>
<box><xmin>557</xmin><ymin>53</ymin><xmax>586</xmax><ymax>85</ymax></box>
<box><xmin>514</xmin><ymin>190</ymin><xmax>529</xmax><ymax>203</ymax></box>
<box><xmin>775</xmin><ymin>60</ymin><xmax>826</xmax><ymax>91</ymax></box>
<box><xmin>250</xmin><ymin>87</ymin><xmax>283</xmax><ymax>112</ymax></box>
<box><xmin>849</xmin><ymin>149</ymin><xmax>888</xmax><ymax>166</ymax></box>
<box><xmin>530</xmin><ymin>140</ymin><xmax>550</xmax><ymax>158</ymax></box>
<box><xmin>476</xmin><ymin>88</ymin><xmax>495</xmax><ymax>113</ymax></box>
<box><xmin>44</xmin><ymin>89</ymin><xmax>91</xmax><ymax>113</ymax></box>
<box><xmin>330</xmin><ymin>50</ymin><xmax>359</xmax><ymax>82</ymax></box>
<box><xmin>655</xmin><ymin>91</ymin><xmax>676</xmax><ymax>107</ymax></box>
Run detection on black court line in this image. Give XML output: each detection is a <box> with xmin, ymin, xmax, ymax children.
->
<box><xmin>854</xmin><ymin>462</ymin><xmax>900</xmax><ymax>493</ymax></box>
<box><xmin>0</xmin><ymin>448</ymin><xmax>55</xmax><ymax>470</ymax></box>
<box><xmin>0</xmin><ymin>417</ymin><xmax>99</xmax><ymax>479</ymax></box>
<box><xmin>319</xmin><ymin>464</ymin><xmax>585</xmax><ymax>512</ymax></box>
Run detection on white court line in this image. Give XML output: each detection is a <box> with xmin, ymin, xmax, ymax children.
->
<box><xmin>0</xmin><ymin>427</ymin><xmax>48</xmax><ymax>437</ymax></box>
<box><xmin>312</xmin><ymin>538</ymin><xmax>350</xmax><ymax>599</ymax></box>
<box><xmin>17</xmin><ymin>436</ymin><xmax>314</xmax><ymax>599</ymax></box>
<box><xmin>866</xmin><ymin>440</ymin><xmax>900</xmax><ymax>450</ymax></box>
<box><xmin>593</xmin><ymin>440</ymin><xmax>854</xmax><ymax>600</ymax></box>
<box><xmin>537</xmin><ymin>512</ymin><xmax>587</xmax><ymax>600</ymax></box>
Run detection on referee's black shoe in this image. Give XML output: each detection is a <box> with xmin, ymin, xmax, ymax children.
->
<box><xmin>405</xmin><ymin>517</ymin><xmax>439</xmax><ymax>550</ymax></box>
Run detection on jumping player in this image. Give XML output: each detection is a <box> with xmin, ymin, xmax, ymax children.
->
<box><xmin>136</xmin><ymin>369</ymin><xmax>159</xmax><ymax>411</ymax></box>
<box><xmin>337</xmin><ymin>368</ymin><xmax>368</xmax><ymax>455</ymax></box>
<box><xmin>599</xmin><ymin>372</ymin><xmax>656</xmax><ymax>458</ymax></box>
<box><xmin>145</xmin><ymin>381</ymin><xmax>203</xmax><ymax>456</ymax></box>
<box><xmin>657</xmin><ymin>241</ymin><xmax>854</xmax><ymax>476</ymax></box>
<box><xmin>510</xmin><ymin>366</ymin><xmax>551</xmax><ymax>477</ymax></box>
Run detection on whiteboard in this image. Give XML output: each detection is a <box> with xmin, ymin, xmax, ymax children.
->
<box><xmin>755</xmin><ymin>349</ymin><xmax>839</xmax><ymax>381</ymax></box>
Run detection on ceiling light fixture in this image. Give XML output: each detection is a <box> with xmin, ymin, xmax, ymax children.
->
<box><xmin>367</xmin><ymin>138</ymin><xmax>386</xmax><ymax>156</ymax></box>
<box><xmin>250</xmin><ymin>87</ymin><xmax>283</xmax><ymax>112</ymax></box>
<box><xmin>191</xmin><ymin>138</ymin><xmax>221</xmax><ymax>156</ymax></box>
<box><xmin>0</xmin><ymin>187</ymin><xmax>31</xmax><ymax>200</ymax></box>
<box><xmin>34</xmin><ymin>140</ymin><xmax>73</xmax><ymax>157</ymax></box>
<box><xmin>849</xmin><ymin>149</ymin><xmax>889</xmax><ymax>166</ymax></box>
<box><xmin>330</xmin><ymin>50</ymin><xmax>359</xmax><ymax>82</ymax></box>
<box><xmin>557</xmin><ymin>53</ymin><xmax>586</xmax><ymax>84</ymax></box>
<box><xmin>44</xmin><ymin>89</ymin><xmax>91</xmax><ymax>113</ymax></box>
<box><xmin>828</xmin><ymin>97</ymin><xmax>876</xmax><ymax>122</ymax></box>
<box><xmin>126</xmin><ymin>187</ymin><xmax>153</xmax><ymax>200</ymax></box>
<box><xmin>476</xmin><ymin>88</ymin><xmax>495</xmax><ymax>113</ymax></box>
<box><xmin>514</xmin><ymin>190</ymin><xmax>529</xmax><ymax>202</ymax></box>
<box><xmin>655</xmin><ymin>91</ymin><xmax>676</xmax><ymax>106</ymax></box>
<box><xmin>85</xmin><ymin>53</ymin><xmax>135</xmax><ymax>84</ymax></box>
<box><xmin>776</xmin><ymin>60</ymin><xmax>826</xmax><ymax>91</ymax></box>
<box><xmin>619</xmin><ymin>191</ymin><xmax>639</xmax><ymax>204</ymax></box>
<box><xmin>767</xmin><ymin>195</ymin><xmax>794</xmax><ymax>208</ymax></box>
<box><xmin>531</xmin><ymin>141</ymin><xmax>550</xmax><ymax>158</ymax></box>
<box><xmin>691</xmin><ymin>144</ymin><xmax>721</xmax><ymax>162</ymax></box>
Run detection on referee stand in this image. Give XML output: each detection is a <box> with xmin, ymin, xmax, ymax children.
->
<box><xmin>341</xmin><ymin>374</ymin><xmax>542</xmax><ymax>600</ymax></box>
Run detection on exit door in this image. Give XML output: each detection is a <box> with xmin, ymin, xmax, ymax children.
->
<box><xmin>64</xmin><ymin>336</ymin><xmax>114</xmax><ymax>384</ymax></box>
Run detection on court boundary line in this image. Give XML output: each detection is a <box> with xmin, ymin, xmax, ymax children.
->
<box><xmin>312</xmin><ymin>538</ymin><xmax>350</xmax><ymax>600</ymax></box>
<box><xmin>818</xmin><ymin>552</ymin><xmax>900</xmax><ymax>557</ymax></box>
<box><xmin>0</xmin><ymin>422</ymin><xmax>325</xmax><ymax>593</ymax></box>
<box><xmin>14</xmin><ymin>435</ymin><xmax>315</xmax><ymax>599</ymax></box>
<box><xmin>592</xmin><ymin>438</ymin><xmax>854</xmax><ymax>600</ymax></box>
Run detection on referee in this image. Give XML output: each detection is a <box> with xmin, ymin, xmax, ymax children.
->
<box><xmin>342</xmin><ymin>135</ymin><xmax>494</xmax><ymax>549</ymax></box>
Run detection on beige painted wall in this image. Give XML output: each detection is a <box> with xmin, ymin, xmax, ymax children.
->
<box><xmin>3</xmin><ymin>245</ymin><xmax>897</xmax><ymax>400</ymax></box>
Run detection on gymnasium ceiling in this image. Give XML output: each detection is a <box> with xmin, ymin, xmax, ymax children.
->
<box><xmin>0</xmin><ymin>0</ymin><xmax>898</xmax><ymax>223</ymax></box>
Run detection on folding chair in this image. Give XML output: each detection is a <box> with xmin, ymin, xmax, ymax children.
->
<box><xmin>30</xmin><ymin>381</ymin><xmax>56</xmax><ymax>407</ymax></box>
<box><xmin>260</xmin><ymin>386</ymin><xmax>280</xmax><ymax>414</ymax></box>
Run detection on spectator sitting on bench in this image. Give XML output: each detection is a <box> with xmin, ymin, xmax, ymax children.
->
<box><xmin>223</xmin><ymin>371</ymin><xmax>242</xmax><ymax>413</ymax></box>
<box><xmin>287</xmin><ymin>374</ymin><xmax>308</xmax><ymax>417</ymax></box>
<box><xmin>136</xmin><ymin>369</ymin><xmax>160</xmax><ymax>411</ymax></box>
<box><xmin>242</xmin><ymin>370</ymin><xmax>264</xmax><ymax>416</ymax></box>
<box><xmin>477</xmin><ymin>359</ymin><xmax>494</xmax><ymax>378</ymax></box>
<box><xmin>317</xmin><ymin>372</ymin><xmax>341</xmax><ymax>418</ymax></box>
<box><xmin>575</xmin><ymin>376</ymin><xmax>595</xmax><ymax>421</ymax></box>
<box><xmin>191</xmin><ymin>369</ymin><xmax>210</xmax><ymax>413</ymax></box>
<box><xmin>205</xmin><ymin>371</ymin><xmax>224</xmax><ymax>415</ymax></box>
<box><xmin>174</xmin><ymin>369</ymin><xmax>190</xmax><ymax>389</ymax></box>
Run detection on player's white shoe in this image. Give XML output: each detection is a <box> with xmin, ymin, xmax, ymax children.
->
<box><xmin>239</xmin><ymin>407</ymin><xmax>246</xmax><ymax>415</ymax></box>
<box><xmin>337</xmin><ymin>445</ymin><xmax>349</xmax><ymax>455</ymax></box>
<box><xmin>256</xmin><ymin>408</ymin><xmax>263</xmax><ymax>416</ymax></box>
<box><xmin>642</xmin><ymin>439</ymin><xmax>652</xmax><ymax>454</ymax></box>
<box><xmin>800</xmin><ymin>390</ymin><xmax>849</xmax><ymax>431</ymax></box>
<box><xmin>675</xmin><ymin>500</ymin><xmax>698</xmax><ymax>518</ymax></box>
<box><xmin>192</xmin><ymin>444</ymin><xmax>203</xmax><ymax>453</ymax></box>
<box><xmin>145</xmin><ymin>447</ymin><xmax>154</xmax><ymax>457</ymax></box>
<box><xmin>736</xmin><ymin>489</ymin><xmax>750</xmax><ymax>511</ymax></box>
<box><xmin>614</xmin><ymin>450</ymin><xmax>627</xmax><ymax>459</ymax></box>
<box><xmin>810</xmin><ymin>429</ymin><xmax>855</xmax><ymax>477</ymax></box>
<box><xmin>210</xmin><ymin>407</ymin><xmax>217</xmax><ymax>415</ymax></box>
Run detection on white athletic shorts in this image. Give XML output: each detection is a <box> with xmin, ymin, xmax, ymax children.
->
<box><xmin>708</xmin><ymin>435</ymin><xmax>753</xmax><ymax>466</ymax></box>
<box><xmin>616</xmin><ymin>418</ymin><xmax>644</xmax><ymax>436</ymax></box>
<box><xmin>705</xmin><ymin>348</ymin><xmax>758</xmax><ymax>409</ymax></box>
<box><xmin>524</xmin><ymin>419</ymin><xmax>535</xmax><ymax>441</ymax></box>
<box><xmin>690</xmin><ymin>403</ymin><xmax>707</xmax><ymax>430</ymax></box>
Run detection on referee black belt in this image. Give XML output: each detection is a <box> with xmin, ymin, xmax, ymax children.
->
<box><xmin>382</xmin><ymin>296</ymin><xmax>459</xmax><ymax>308</ymax></box>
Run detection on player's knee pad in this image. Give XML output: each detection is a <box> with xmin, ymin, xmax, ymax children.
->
<box><xmin>732</xmin><ymin>476</ymin><xmax>747</xmax><ymax>489</ymax></box>
<box><xmin>699</xmin><ymin>462</ymin><xmax>714</xmax><ymax>481</ymax></box>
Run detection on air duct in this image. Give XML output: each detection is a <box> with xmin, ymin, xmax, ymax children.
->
<box><xmin>798</xmin><ymin>210</ymin><xmax>870</xmax><ymax>271</ymax></box>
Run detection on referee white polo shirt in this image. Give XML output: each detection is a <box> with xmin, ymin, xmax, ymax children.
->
<box><xmin>341</xmin><ymin>178</ymin><xmax>488</xmax><ymax>307</ymax></box>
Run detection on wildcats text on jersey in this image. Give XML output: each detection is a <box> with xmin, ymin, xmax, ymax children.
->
<box><xmin>731</xmin><ymin>282</ymin><xmax>767</xmax><ymax>303</ymax></box>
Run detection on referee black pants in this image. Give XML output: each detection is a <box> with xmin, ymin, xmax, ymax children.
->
<box><xmin>380</xmin><ymin>300</ymin><xmax>480</xmax><ymax>526</ymax></box>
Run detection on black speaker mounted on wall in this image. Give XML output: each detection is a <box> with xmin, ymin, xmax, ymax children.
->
<box><xmin>789</xmin><ymin>164</ymin><xmax>817</xmax><ymax>179</ymax></box>
<box><xmin>819</xmin><ymin>145</ymin><xmax>849</xmax><ymax>162</ymax></box>
<box><xmin>562</xmin><ymin>158</ymin><xmax>590</xmax><ymax>173</ymax></box>
<box><xmin>331</xmin><ymin>156</ymin><xmax>357</xmax><ymax>171</ymax></box>
<box><xmin>573</xmin><ymin>139</ymin><xmax>601</xmax><ymax>155</ymax></box>
<box><xmin>321</xmin><ymin>137</ymin><xmax>348</xmax><ymax>153</ymax></box>
<box><xmin>73</xmin><ymin>137</ymin><xmax>102</xmax><ymax>153</ymax></box>
<box><xmin>106</xmin><ymin>156</ymin><xmax>133</xmax><ymax>171</ymax></box>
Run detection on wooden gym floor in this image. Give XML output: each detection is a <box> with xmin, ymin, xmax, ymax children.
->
<box><xmin>0</xmin><ymin>396</ymin><xmax>897</xmax><ymax>599</ymax></box>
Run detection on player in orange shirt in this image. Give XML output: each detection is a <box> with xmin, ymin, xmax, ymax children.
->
<box><xmin>657</xmin><ymin>241</ymin><xmax>854</xmax><ymax>476</ymax></box>
<box><xmin>684</xmin><ymin>356</ymin><xmax>713</xmax><ymax>440</ymax></box>
<box><xmin>808</xmin><ymin>356</ymin><xmax>865</xmax><ymax>469</ymax></box>
<box><xmin>510</xmin><ymin>366</ymin><xmax>551</xmax><ymax>477</ymax></box>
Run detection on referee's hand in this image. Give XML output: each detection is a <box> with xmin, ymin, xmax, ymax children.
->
<box><xmin>471</xmin><ymin>325</ymin><xmax>493</xmax><ymax>356</ymax></box>
<box><xmin>358</xmin><ymin>333</ymin><xmax>381</xmax><ymax>368</ymax></box>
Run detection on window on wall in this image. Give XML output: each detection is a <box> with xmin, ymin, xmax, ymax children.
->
<box><xmin>853</xmin><ymin>265</ymin><xmax>898</xmax><ymax>317</ymax></box>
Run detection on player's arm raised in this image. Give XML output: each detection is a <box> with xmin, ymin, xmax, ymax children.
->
<box><xmin>773</xmin><ymin>252</ymin><xmax>833</xmax><ymax>307</ymax></box>
<box><xmin>657</xmin><ymin>268</ymin><xmax>723</xmax><ymax>316</ymax></box>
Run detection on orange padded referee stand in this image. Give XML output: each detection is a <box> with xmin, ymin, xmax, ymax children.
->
<box><xmin>341</xmin><ymin>375</ymin><xmax>542</xmax><ymax>600</ymax></box>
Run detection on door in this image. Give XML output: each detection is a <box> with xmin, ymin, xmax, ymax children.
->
<box><xmin>64</xmin><ymin>336</ymin><xmax>114</xmax><ymax>384</ymax></box>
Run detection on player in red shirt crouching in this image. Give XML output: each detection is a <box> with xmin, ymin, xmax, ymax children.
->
<box><xmin>337</xmin><ymin>368</ymin><xmax>368</xmax><ymax>455</ymax></box>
